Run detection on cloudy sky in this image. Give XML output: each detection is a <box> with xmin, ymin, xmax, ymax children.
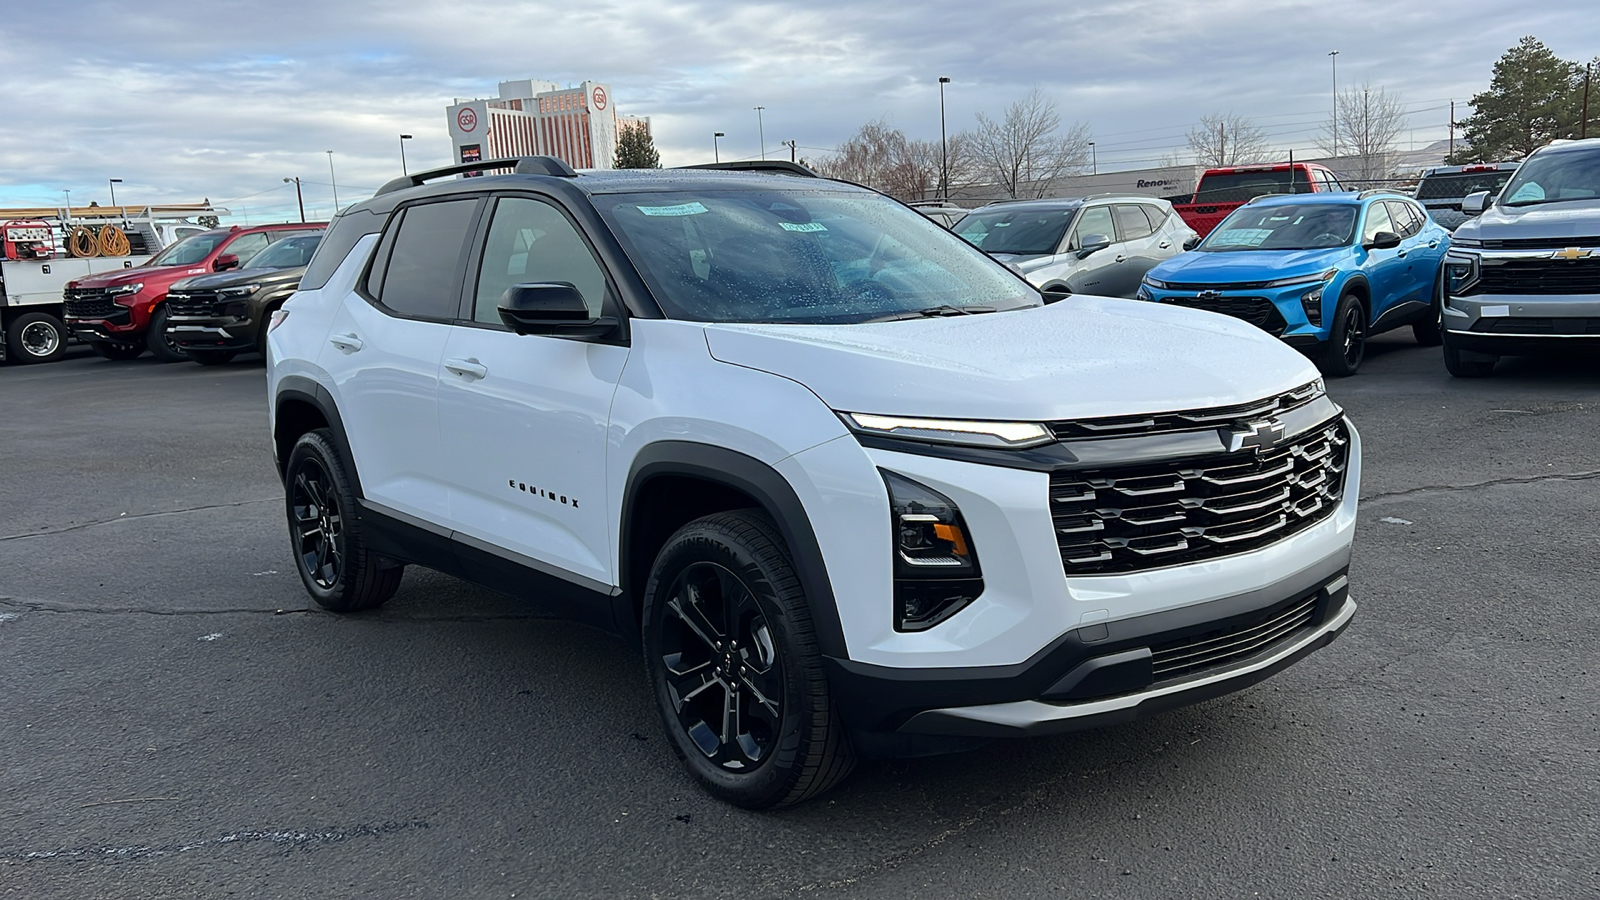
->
<box><xmin>2</xmin><ymin>0</ymin><xmax>1596</xmax><ymax>223</ymax></box>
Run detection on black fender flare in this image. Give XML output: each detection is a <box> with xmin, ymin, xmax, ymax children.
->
<box><xmin>621</xmin><ymin>441</ymin><xmax>848</xmax><ymax>658</ymax></box>
<box><xmin>273</xmin><ymin>375</ymin><xmax>361</xmax><ymax>497</ymax></box>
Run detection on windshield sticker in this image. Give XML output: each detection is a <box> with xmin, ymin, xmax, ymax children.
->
<box><xmin>779</xmin><ymin>221</ymin><xmax>827</xmax><ymax>233</ymax></box>
<box><xmin>637</xmin><ymin>202</ymin><xmax>709</xmax><ymax>217</ymax></box>
<box><xmin>1211</xmin><ymin>228</ymin><xmax>1271</xmax><ymax>247</ymax></box>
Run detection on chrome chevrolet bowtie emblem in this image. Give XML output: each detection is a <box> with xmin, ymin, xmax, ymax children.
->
<box><xmin>1196</xmin><ymin>289</ymin><xmax>1223</xmax><ymax>300</ymax></box>
<box><xmin>1224</xmin><ymin>418</ymin><xmax>1287</xmax><ymax>453</ymax></box>
<box><xmin>1554</xmin><ymin>247</ymin><xmax>1591</xmax><ymax>261</ymax></box>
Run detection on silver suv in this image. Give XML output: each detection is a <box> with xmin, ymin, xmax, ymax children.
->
<box><xmin>951</xmin><ymin>196</ymin><xmax>1196</xmax><ymax>299</ymax></box>
<box><xmin>1441</xmin><ymin>139</ymin><xmax>1600</xmax><ymax>376</ymax></box>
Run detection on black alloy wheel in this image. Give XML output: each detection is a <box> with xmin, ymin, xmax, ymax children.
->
<box><xmin>1319</xmin><ymin>292</ymin><xmax>1366</xmax><ymax>377</ymax></box>
<box><xmin>283</xmin><ymin>429</ymin><xmax>403</xmax><ymax>611</ymax></box>
<box><xmin>290</xmin><ymin>455</ymin><xmax>343</xmax><ymax>591</ymax></box>
<box><xmin>659</xmin><ymin>561</ymin><xmax>786</xmax><ymax>771</ymax></box>
<box><xmin>145</xmin><ymin>304</ymin><xmax>189</xmax><ymax>362</ymax></box>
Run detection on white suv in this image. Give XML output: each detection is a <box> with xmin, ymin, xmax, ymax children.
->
<box><xmin>268</xmin><ymin>157</ymin><xmax>1361</xmax><ymax>808</ymax></box>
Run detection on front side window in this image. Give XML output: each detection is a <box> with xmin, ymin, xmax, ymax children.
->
<box><xmin>952</xmin><ymin>206</ymin><xmax>1077</xmax><ymax>255</ymax></box>
<box><xmin>1200</xmin><ymin>203</ymin><xmax>1359</xmax><ymax>251</ymax></box>
<box><xmin>222</xmin><ymin>232</ymin><xmax>271</xmax><ymax>265</ymax></box>
<box><xmin>373</xmin><ymin>198</ymin><xmax>478</xmax><ymax>319</ymax></box>
<box><xmin>1070</xmin><ymin>205</ymin><xmax>1117</xmax><ymax>248</ymax></box>
<box><xmin>473</xmin><ymin>197</ymin><xmax>607</xmax><ymax>324</ymax></box>
<box><xmin>147</xmin><ymin>232</ymin><xmax>227</xmax><ymax>267</ymax></box>
<box><xmin>1361</xmin><ymin>202</ymin><xmax>1395</xmax><ymax>244</ymax></box>
<box><xmin>1502</xmin><ymin>149</ymin><xmax>1600</xmax><ymax>206</ymax></box>
<box><xmin>598</xmin><ymin>189</ymin><xmax>1038</xmax><ymax>324</ymax></box>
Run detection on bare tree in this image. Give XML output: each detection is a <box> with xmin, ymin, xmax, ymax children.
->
<box><xmin>1186</xmin><ymin>112</ymin><xmax>1272</xmax><ymax>167</ymax></box>
<box><xmin>810</xmin><ymin>122</ymin><xmax>982</xmax><ymax>202</ymax></box>
<box><xmin>970</xmin><ymin>89</ymin><xmax>1091</xmax><ymax>199</ymax></box>
<box><xmin>1317</xmin><ymin>82</ymin><xmax>1407</xmax><ymax>185</ymax></box>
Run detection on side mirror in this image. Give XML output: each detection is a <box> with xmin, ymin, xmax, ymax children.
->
<box><xmin>1182</xmin><ymin>236</ymin><xmax>1200</xmax><ymax>251</ymax></box>
<box><xmin>213</xmin><ymin>253</ymin><xmax>240</xmax><ymax>271</ymax></box>
<box><xmin>1040</xmin><ymin>286</ymin><xmax>1072</xmax><ymax>304</ymax></box>
<box><xmin>497</xmin><ymin>283</ymin><xmax>618</xmax><ymax>339</ymax></box>
<box><xmin>1461</xmin><ymin>191</ymin><xmax>1490</xmax><ymax>216</ymax></box>
<box><xmin>1365</xmin><ymin>231</ymin><xmax>1402</xmax><ymax>250</ymax></box>
<box><xmin>1076</xmin><ymin>234</ymin><xmax>1112</xmax><ymax>259</ymax></box>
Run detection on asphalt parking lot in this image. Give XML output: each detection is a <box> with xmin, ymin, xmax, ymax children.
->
<box><xmin>2</xmin><ymin>335</ymin><xmax>1598</xmax><ymax>899</ymax></box>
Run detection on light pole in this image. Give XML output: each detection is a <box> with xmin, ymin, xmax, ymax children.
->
<box><xmin>714</xmin><ymin>132</ymin><xmax>725</xmax><ymax>163</ymax></box>
<box><xmin>399</xmin><ymin>134</ymin><xmax>413</xmax><ymax>176</ymax></box>
<box><xmin>1088</xmin><ymin>142</ymin><xmax>1097</xmax><ymax>176</ymax></box>
<box><xmin>326</xmin><ymin>150</ymin><xmax>339</xmax><ymax>211</ymax></box>
<box><xmin>938</xmin><ymin>76</ymin><xmax>951</xmax><ymax>200</ymax></box>
<box><xmin>754</xmin><ymin>106</ymin><xmax>766</xmax><ymax>159</ymax></box>
<box><xmin>283</xmin><ymin>177</ymin><xmax>306</xmax><ymax>223</ymax></box>
<box><xmin>1328</xmin><ymin>50</ymin><xmax>1340</xmax><ymax>159</ymax></box>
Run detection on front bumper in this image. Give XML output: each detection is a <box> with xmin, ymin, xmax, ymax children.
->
<box><xmin>1143</xmin><ymin>284</ymin><xmax>1329</xmax><ymax>346</ymax></box>
<box><xmin>1443</xmin><ymin>293</ymin><xmax>1600</xmax><ymax>355</ymax></box>
<box><xmin>167</xmin><ymin>315</ymin><xmax>258</xmax><ymax>351</ymax></box>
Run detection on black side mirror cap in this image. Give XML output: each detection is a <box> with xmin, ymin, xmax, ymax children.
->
<box><xmin>1076</xmin><ymin>234</ymin><xmax>1112</xmax><ymax>259</ymax></box>
<box><xmin>1182</xmin><ymin>236</ymin><xmax>1200</xmax><ymax>251</ymax></box>
<box><xmin>1365</xmin><ymin>231</ymin><xmax>1402</xmax><ymax>250</ymax></box>
<box><xmin>497</xmin><ymin>282</ymin><xmax>618</xmax><ymax>339</ymax></box>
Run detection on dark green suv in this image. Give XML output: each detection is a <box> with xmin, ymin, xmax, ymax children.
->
<box><xmin>165</xmin><ymin>229</ymin><xmax>324</xmax><ymax>364</ymax></box>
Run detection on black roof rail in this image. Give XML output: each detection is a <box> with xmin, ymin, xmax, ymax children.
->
<box><xmin>375</xmin><ymin>156</ymin><xmax>578</xmax><ymax>196</ymax></box>
<box><xmin>1357</xmin><ymin>188</ymin><xmax>1410</xmax><ymax>200</ymax></box>
<box><xmin>679</xmin><ymin>160</ymin><xmax>819</xmax><ymax>177</ymax></box>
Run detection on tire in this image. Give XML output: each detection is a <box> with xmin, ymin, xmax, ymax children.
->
<box><xmin>1442</xmin><ymin>339</ymin><xmax>1497</xmax><ymax>378</ymax></box>
<box><xmin>642</xmin><ymin>510</ymin><xmax>855</xmax><ymax>809</ymax></box>
<box><xmin>5</xmin><ymin>312</ymin><xmax>68</xmax><ymax>364</ymax></box>
<box><xmin>284</xmin><ymin>429</ymin><xmax>404</xmax><ymax>611</ymax></box>
<box><xmin>144</xmin><ymin>304</ymin><xmax>189</xmax><ymax>362</ymax></box>
<box><xmin>188</xmin><ymin>349</ymin><xmax>237</xmax><ymax>366</ymax></box>
<box><xmin>255</xmin><ymin>307</ymin><xmax>276</xmax><ymax>360</ymax></box>
<box><xmin>88</xmin><ymin>341</ymin><xmax>146</xmax><ymax>361</ymax></box>
<box><xmin>1317</xmin><ymin>292</ymin><xmax>1367</xmax><ymax>377</ymax></box>
<box><xmin>1411</xmin><ymin>265</ymin><xmax>1444</xmax><ymax>346</ymax></box>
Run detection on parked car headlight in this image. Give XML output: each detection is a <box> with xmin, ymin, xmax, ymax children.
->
<box><xmin>1444</xmin><ymin>252</ymin><xmax>1480</xmax><ymax>297</ymax></box>
<box><xmin>220</xmin><ymin>284</ymin><xmax>262</xmax><ymax>298</ymax></box>
<box><xmin>1141</xmin><ymin>275</ymin><xmax>1169</xmax><ymax>289</ymax></box>
<box><xmin>882</xmin><ymin>470</ymin><xmax>983</xmax><ymax>632</ymax></box>
<box><xmin>840</xmin><ymin>412</ymin><xmax>1053</xmax><ymax>449</ymax></box>
<box><xmin>1265</xmin><ymin>269</ymin><xmax>1337</xmax><ymax>290</ymax></box>
<box><xmin>106</xmin><ymin>282</ymin><xmax>143</xmax><ymax>297</ymax></box>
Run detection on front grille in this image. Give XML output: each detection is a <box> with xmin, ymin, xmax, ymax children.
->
<box><xmin>63</xmin><ymin>290</ymin><xmax>119</xmax><ymax>318</ymax></box>
<box><xmin>1478</xmin><ymin>259</ymin><xmax>1600</xmax><ymax>295</ymax></box>
<box><xmin>1050</xmin><ymin>418</ymin><xmax>1349</xmax><ymax>576</ymax></box>
<box><xmin>1472</xmin><ymin>316</ymin><xmax>1600</xmax><ymax>335</ymax></box>
<box><xmin>1150</xmin><ymin>593</ymin><xmax>1317</xmax><ymax>681</ymax></box>
<box><xmin>1161</xmin><ymin>295</ymin><xmax>1287</xmax><ymax>335</ymax></box>
<box><xmin>1050</xmin><ymin>382</ymin><xmax>1322</xmax><ymax>439</ymax></box>
<box><xmin>167</xmin><ymin>291</ymin><xmax>222</xmax><ymax>317</ymax></box>
<box><xmin>1477</xmin><ymin>237</ymin><xmax>1600</xmax><ymax>250</ymax></box>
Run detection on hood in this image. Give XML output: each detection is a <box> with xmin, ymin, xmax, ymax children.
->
<box><xmin>68</xmin><ymin>261</ymin><xmax>213</xmax><ymax>290</ymax></box>
<box><xmin>1148</xmin><ymin>247</ymin><xmax>1347</xmax><ymax>284</ymax></box>
<box><xmin>171</xmin><ymin>265</ymin><xmax>306</xmax><ymax>292</ymax></box>
<box><xmin>703</xmin><ymin>297</ymin><xmax>1320</xmax><ymax>422</ymax></box>
<box><xmin>986</xmin><ymin>251</ymin><xmax>1056</xmax><ymax>269</ymax></box>
<box><xmin>1455</xmin><ymin>198</ymin><xmax>1600</xmax><ymax>242</ymax></box>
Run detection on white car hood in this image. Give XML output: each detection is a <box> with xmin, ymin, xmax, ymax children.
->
<box><xmin>703</xmin><ymin>296</ymin><xmax>1321</xmax><ymax>421</ymax></box>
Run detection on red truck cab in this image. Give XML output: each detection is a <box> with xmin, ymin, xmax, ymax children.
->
<box><xmin>1174</xmin><ymin>163</ymin><xmax>1345</xmax><ymax>240</ymax></box>
<box><xmin>63</xmin><ymin>222</ymin><xmax>320</xmax><ymax>361</ymax></box>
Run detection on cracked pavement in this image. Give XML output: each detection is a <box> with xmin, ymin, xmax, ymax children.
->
<box><xmin>2</xmin><ymin>335</ymin><xmax>1598</xmax><ymax>899</ymax></box>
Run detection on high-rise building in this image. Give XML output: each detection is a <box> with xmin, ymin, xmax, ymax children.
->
<box><xmin>445</xmin><ymin>79</ymin><xmax>649</xmax><ymax>171</ymax></box>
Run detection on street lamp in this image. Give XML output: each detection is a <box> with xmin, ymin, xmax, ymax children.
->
<box><xmin>938</xmin><ymin>76</ymin><xmax>951</xmax><ymax>201</ymax></box>
<box><xmin>399</xmin><ymin>134</ymin><xmax>413</xmax><ymax>176</ymax></box>
<box><xmin>283</xmin><ymin>177</ymin><xmax>306</xmax><ymax>223</ymax></box>
<box><xmin>714</xmin><ymin>132</ymin><xmax>725</xmax><ymax>163</ymax></box>
<box><xmin>1329</xmin><ymin>50</ymin><xmax>1340</xmax><ymax>159</ymax></box>
<box><xmin>754</xmin><ymin>106</ymin><xmax>766</xmax><ymax>159</ymax></box>
<box><xmin>1088</xmin><ymin>142</ymin><xmax>1097</xmax><ymax>176</ymax></box>
<box><xmin>326</xmin><ymin>150</ymin><xmax>339</xmax><ymax>212</ymax></box>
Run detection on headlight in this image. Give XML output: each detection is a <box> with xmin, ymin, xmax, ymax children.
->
<box><xmin>107</xmin><ymin>282</ymin><xmax>143</xmax><ymax>295</ymax></box>
<box><xmin>1444</xmin><ymin>252</ymin><xmax>1480</xmax><ymax>297</ymax></box>
<box><xmin>1300</xmin><ymin>286</ymin><xmax>1326</xmax><ymax>327</ymax></box>
<box><xmin>220</xmin><ymin>284</ymin><xmax>262</xmax><ymax>298</ymax></box>
<box><xmin>1142</xmin><ymin>276</ymin><xmax>1169</xmax><ymax>289</ymax></box>
<box><xmin>1264</xmin><ymin>269</ymin><xmax>1337</xmax><ymax>289</ymax></box>
<box><xmin>841</xmin><ymin>412</ymin><xmax>1053</xmax><ymax>449</ymax></box>
<box><xmin>882</xmin><ymin>470</ymin><xmax>982</xmax><ymax>631</ymax></box>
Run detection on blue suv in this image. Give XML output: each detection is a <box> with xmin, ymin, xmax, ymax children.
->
<box><xmin>1136</xmin><ymin>192</ymin><xmax>1451</xmax><ymax>375</ymax></box>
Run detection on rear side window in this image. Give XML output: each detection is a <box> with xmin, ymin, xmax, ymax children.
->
<box><xmin>223</xmin><ymin>232</ymin><xmax>271</xmax><ymax>264</ymax></box>
<box><xmin>1139</xmin><ymin>205</ymin><xmax>1167</xmax><ymax>233</ymax></box>
<box><xmin>369</xmin><ymin>199</ymin><xmax>479</xmax><ymax>319</ymax></box>
<box><xmin>301</xmin><ymin>208</ymin><xmax>386</xmax><ymax>291</ymax></box>
<box><xmin>1113</xmin><ymin>205</ymin><xmax>1155</xmax><ymax>240</ymax></box>
<box><xmin>1385</xmin><ymin>201</ymin><xmax>1423</xmax><ymax>238</ymax></box>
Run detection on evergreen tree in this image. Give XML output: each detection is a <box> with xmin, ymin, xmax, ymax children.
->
<box><xmin>613</xmin><ymin>124</ymin><xmax>661</xmax><ymax>169</ymax></box>
<box><xmin>1454</xmin><ymin>37</ymin><xmax>1583</xmax><ymax>161</ymax></box>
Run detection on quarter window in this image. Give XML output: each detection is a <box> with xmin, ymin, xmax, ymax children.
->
<box><xmin>371</xmin><ymin>198</ymin><xmax>478</xmax><ymax>319</ymax></box>
<box><xmin>472</xmin><ymin>197</ymin><xmax>608</xmax><ymax>324</ymax></box>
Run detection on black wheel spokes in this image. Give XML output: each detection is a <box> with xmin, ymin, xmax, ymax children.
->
<box><xmin>291</xmin><ymin>463</ymin><xmax>341</xmax><ymax>589</ymax></box>
<box><xmin>1344</xmin><ymin>307</ymin><xmax>1364</xmax><ymax>365</ymax></box>
<box><xmin>661</xmin><ymin>563</ymin><xmax>782</xmax><ymax>770</ymax></box>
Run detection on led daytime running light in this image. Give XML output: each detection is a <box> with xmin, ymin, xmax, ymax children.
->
<box><xmin>843</xmin><ymin>413</ymin><xmax>1052</xmax><ymax>448</ymax></box>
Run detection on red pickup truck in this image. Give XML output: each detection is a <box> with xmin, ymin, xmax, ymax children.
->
<box><xmin>1173</xmin><ymin>162</ymin><xmax>1346</xmax><ymax>239</ymax></box>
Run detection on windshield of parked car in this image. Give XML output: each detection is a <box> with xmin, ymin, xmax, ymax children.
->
<box><xmin>1417</xmin><ymin>169</ymin><xmax>1516</xmax><ymax>202</ymax></box>
<box><xmin>597</xmin><ymin>189</ymin><xmax>1039</xmax><ymax>324</ymax></box>
<box><xmin>1501</xmin><ymin>149</ymin><xmax>1600</xmax><ymax>206</ymax></box>
<box><xmin>147</xmin><ymin>232</ymin><xmax>227</xmax><ymax>267</ymax></box>
<box><xmin>951</xmin><ymin>206</ymin><xmax>1076</xmax><ymax>256</ymax></box>
<box><xmin>1199</xmin><ymin>203</ymin><xmax>1358</xmax><ymax>251</ymax></box>
<box><xmin>245</xmin><ymin>233</ymin><xmax>323</xmax><ymax>269</ymax></box>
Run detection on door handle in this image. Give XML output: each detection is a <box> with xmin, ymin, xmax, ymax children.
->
<box><xmin>1115</xmin><ymin>255</ymin><xmax>1127</xmax><ymax>263</ymax></box>
<box><xmin>328</xmin><ymin>333</ymin><xmax>363</xmax><ymax>352</ymax></box>
<box><xmin>1397</xmin><ymin>250</ymin><xmax>1408</xmax><ymax>258</ymax></box>
<box><xmin>1158</xmin><ymin>241</ymin><xmax>1171</xmax><ymax>249</ymax></box>
<box><xmin>444</xmin><ymin>358</ymin><xmax>488</xmax><ymax>380</ymax></box>
<box><xmin>1428</xmin><ymin>240</ymin><xmax>1439</xmax><ymax>248</ymax></box>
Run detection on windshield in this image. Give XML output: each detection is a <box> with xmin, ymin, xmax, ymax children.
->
<box><xmin>245</xmin><ymin>233</ymin><xmax>323</xmax><ymax>269</ymax></box>
<box><xmin>1199</xmin><ymin>203</ymin><xmax>1358</xmax><ymax>251</ymax></box>
<box><xmin>1501</xmin><ymin>149</ymin><xmax>1600</xmax><ymax>206</ymax></box>
<box><xmin>951</xmin><ymin>207</ymin><xmax>1077</xmax><ymax>256</ymax></box>
<box><xmin>597</xmin><ymin>189</ymin><xmax>1038</xmax><ymax>324</ymax></box>
<box><xmin>147</xmin><ymin>232</ymin><xmax>227</xmax><ymax>267</ymax></box>
<box><xmin>1193</xmin><ymin>170</ymin><xmax>1316</xmax><ymax>203</ymax></box>
<box><xmin>1417</xmin><ymin>170</ymin><xmax>1516</xmax><ymax>201</ymax></box>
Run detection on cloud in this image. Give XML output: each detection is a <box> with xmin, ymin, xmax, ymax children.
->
<box><xmin>1</xmin><ymin>0</ymin><xmax>1595</xmax><ymax>222</ymax></box>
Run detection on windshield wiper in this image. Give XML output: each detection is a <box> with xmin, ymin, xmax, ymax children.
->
<box><xmin>861</xmin><ymin>305</ymin><xmax>997</xmax><ymax>324</ymax></box>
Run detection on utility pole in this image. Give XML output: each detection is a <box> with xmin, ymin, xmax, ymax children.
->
<box><xmin>938</xmin><ymin>76</ymin><xmax>951</xmax><ymax>200</ymax></box>
<box><xmin>1329</xmin><ymin>50</ymin><xmax>1340</xmax><ymax>159</ymax></box>
<box><xmin>713</xmin><ymin>132</ymin><xmax>724</xmax><ymax>163</ymax></box>
<box><xmin>781</xmin><ymin>139</ymin><xmax>796</xmax><ymax>162</ymax></box>
<box><xmin>753</xmin><ymin>107</ymin><xmax>766</xmax><ymax>159</ymax></box>
<box><xmin>1088</xmin><ymin>141</ymin><xmax>1096</xmax><ymax>175</ymax></box>
<box><xmin>283</xmin><ymin>177</ymin><xmax>306</xmax><ymax>223</ymax></box>
<box><xmin>1449</xmin><ymin>100</ymin><xmax>1455</xmax><ymax>160</ymax></box>
<box><xmin>1583</xmin><ymin>63</ymin><xmax>1592</xmax><ymax>139</ymax></box>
